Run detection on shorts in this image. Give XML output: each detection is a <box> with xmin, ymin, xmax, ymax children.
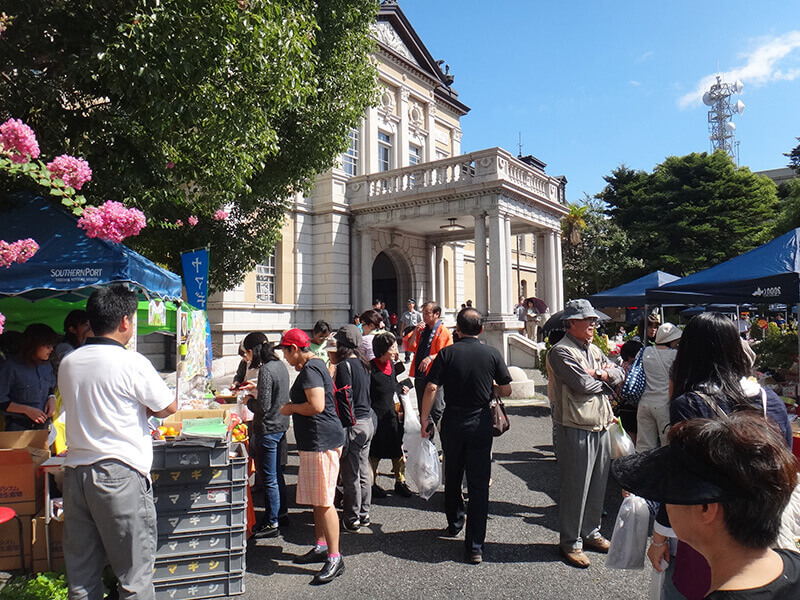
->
<box><xmin>296</xmin><ymin>447</ymin><xmax>342</xmax><ymax>507</ymax></box>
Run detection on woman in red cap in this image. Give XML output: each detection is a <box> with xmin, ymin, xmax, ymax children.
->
<box><xmin>279</xmin><ymin>328</ymin><xmax>346</xmax><ymax>585</ymax></box>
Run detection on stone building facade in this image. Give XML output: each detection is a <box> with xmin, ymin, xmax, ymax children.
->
<box><xmin>207</xmin><ymin>1</ymin><xmax>567</xmax><ymax>361</ymax></box>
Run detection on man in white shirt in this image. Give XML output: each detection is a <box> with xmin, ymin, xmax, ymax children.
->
<box><xmin>59</xmin><ymin>285</ymin><xmax>177</xmax><ymax>600</ymax></box>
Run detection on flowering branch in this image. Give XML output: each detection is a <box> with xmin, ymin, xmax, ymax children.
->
<box><xmin>0</xmin><ymin>238</ymin><xmax>39</xmax><ymax>268</ymax></box>
<box><xmin>77</xmin><ymin>201</ymin><xmax>146</xmax><ymax>243</ymax></box>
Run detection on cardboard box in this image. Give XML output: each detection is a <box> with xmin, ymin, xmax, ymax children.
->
<box><xmin>162</xmin><ymin>409</ymin><xmax>231</xmax><ymax>439</ymax></box>
<box><xmin>31</xmin><ymin>510</ymin><xmax>63</xmax><ymax>563</ymax></box>
<box><xmin>0</xmin><ymin>511</ymin><xmax>32</xmax><ymax>570</ymax></box>
<box><xmin>32</xmin><ymin>556</ymin><xmax>64</xmax><ymax>573</ymax></box>
<box><xmin>0</xmin><ymin>430</ymin><xmax>49</xmax><ymax>515</ymax></box>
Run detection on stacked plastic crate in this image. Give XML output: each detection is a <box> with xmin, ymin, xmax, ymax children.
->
<box><xmin>150</xmin><ymin>441</ymin><xmax>248</xmax><ymax>600</ymax></box>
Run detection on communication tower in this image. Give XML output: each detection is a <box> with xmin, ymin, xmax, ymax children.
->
<box><xmin>703</xmin><ymin>76</ymin><xmax>745</xmax><ymax>163</ymax></box>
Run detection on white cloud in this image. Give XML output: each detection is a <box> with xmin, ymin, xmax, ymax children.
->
<box><xmin>629</xmin><ymin>80</ymin><xmax>641</xmax><ymax>87</ymax></box>
<box><xmin>678</xmin><ymin>31</ymin><xmax>800</xmax><ymax>109</ymax></box>
<box><xmin>636</xmin><ymin>50</ymin><xmax>653</xmax><ymax>63</ymax></box>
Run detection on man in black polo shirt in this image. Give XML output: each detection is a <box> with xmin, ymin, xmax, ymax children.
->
<box><xmin>420</xmin><ymin>308</ymin><xmax>512</xmax><ymax>565</ymax></box>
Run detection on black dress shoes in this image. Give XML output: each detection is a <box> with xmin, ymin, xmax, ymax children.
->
<box><xmin>442</xmin><ymin>522</ymin><xmax>464</xmax><ymax>537</ymax></box>
<box><xmin>394</xmin><ymin>481</ymin><xmax>413</xmax><ymax>498</ymax></box>
<box><xmin>312</xmin><ymin>556</ymin><xmax>345</xmax><ymax>584</ymax></box>
<box><xmin>465</xmin><ymin>551</ymin><xmax>482</xmax><ymax>565</ymax></box>
<box><xmin>372</xmin><ymin>484</ymin><xmax>388</xmax><ymax>499</ymax></box>
<box><xmin>293</xmin><ymin>546</ymin><xmax>328</xmax><ymax>564</ymax></box>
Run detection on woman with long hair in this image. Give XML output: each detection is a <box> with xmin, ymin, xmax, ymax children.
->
<box><xmin>0</xmin><ymin>323</ymin><xmax>59</xmax><ymax>430</ymax></box>
<box><xmin>238</xmin><ymin>331</ymin><xmax>289</xmax><ymax>538</ymax></box>
<box><xmin>646</xmin><ymin>312</ymin><xmax>791</xmax><ymax>600</ymax></box>
<box><xmin>331</xmin><ymin>324</ymin><xmax>375</xmax><ymax>531</ymax></box>
<box><xmin>279</xmin><ymin>328</ymin><xmax>345</xmax><ymax>584</ymax></box>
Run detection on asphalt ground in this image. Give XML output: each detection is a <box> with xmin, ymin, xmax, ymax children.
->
<box><xmin>240</xmin><ymin>402</ymin><xmax>652</xmax><ymax>600</ymax></box>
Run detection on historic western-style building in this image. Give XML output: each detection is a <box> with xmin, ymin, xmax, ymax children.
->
<box><xmin>207</xmin><ymin>1</ymin><xmax>567</xmax><ymax>362</ymax></box>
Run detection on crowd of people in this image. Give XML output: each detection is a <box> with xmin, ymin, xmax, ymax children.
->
<box><xmin>3</xmin><ymin>289</ymin><xmax>799</xmax><ymax>598</ymax></box>
<box><xmin>547</xmin><ymin>299</ymin><xmax>799</xmax><ymax>599</ymax></box>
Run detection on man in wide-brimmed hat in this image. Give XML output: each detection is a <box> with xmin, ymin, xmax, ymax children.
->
<box><xmin>547</xmin><ymin>299</ymin><xmax>623</xmax><ymax>568</ymax></box>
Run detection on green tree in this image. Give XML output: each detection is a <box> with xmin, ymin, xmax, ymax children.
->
<box><xmin>771</xmin><ymin>178</ymin><xmax>800</xmax><ymax>236</ymax></box>
<box><xmin>561</xmin><ymin>195</ymin><xmax>643</xmax><ymax>299</ymax></box>
<box><xmin>0</xmin><ymin>0</ymin><xmax>377</xmax><ymax>291</ymax></box>
<box><xmin>598</xmin><ymin>150</ymin><xmax>778</xmax><ymax>276</ymax></box>
<box><xmin>786</xmin><ymin>137</ymin><xmax>800</xmax><ymax>175</ymax></box>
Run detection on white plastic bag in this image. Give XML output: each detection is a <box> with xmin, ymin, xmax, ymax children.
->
<box><xmin>399</xmin><ymin>392</ymin><xmax>440</xmax><ymax>499</ymax></box>
<box><xmin>606</xmin><ymin>494</ymin><xmax>650</xmax><ymax>569</ymax></box>
<box><xmin>609</xmin><ymin>420</ymin><xmax>635</xmax><ymax>459</ymax></box>
<box><xmin>649</xmin><ymin>560</ymin><xmax>668</xmax><ymax>600</ymax></box>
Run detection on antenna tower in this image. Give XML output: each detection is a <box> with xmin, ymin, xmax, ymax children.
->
<box><xmin>703</xmin><ymin>75</ymin><xmax>745</xmax><ymax>164</ymax></box>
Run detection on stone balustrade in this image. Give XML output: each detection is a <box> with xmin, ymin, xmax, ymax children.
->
<box><xmin>345</xmin><ymin>147</ymin><xmax>561</xmax><ymax>206</ymax></box>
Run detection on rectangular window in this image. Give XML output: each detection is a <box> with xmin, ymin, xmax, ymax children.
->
<box><xmin>409</xmin><ymin>144</ymin><xmax>421</xmax><ymax>166</ymax></box>
<box><xmin>342</xmin><ymin>128</ymin><xmax>359</xmax><ymax>176</ymax></box>
<box><xmin>255</xmin><ymin>248</ymin><xmax>277</xmax><ymax>303</ymax></box>
<box><xmin>378</xmin><ymin>131</ymin><xmax>392</xmax><ymax>172</ymax></box>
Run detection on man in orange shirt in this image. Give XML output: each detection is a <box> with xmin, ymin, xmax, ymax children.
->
<box><xmin>404</xmin><ymin>301</ymin><xmax>453</xmax><ymax>438</ymax></box>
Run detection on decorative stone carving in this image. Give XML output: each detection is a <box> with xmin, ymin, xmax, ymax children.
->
<box><xmin>400</xmin><ymin>87</ymin><xmax>411</xmax><ymax>103</ymax></box>
<box><xmin>451</xmin><ymin>128</ymin><xmax>463</xmax><ymax>143</ymax></box>
<box><xmin>370</xmin><ymin>22</ymin><xmax>419</xmax><ymax>66</ymax></box>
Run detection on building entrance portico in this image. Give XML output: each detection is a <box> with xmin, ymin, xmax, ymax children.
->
<box><xmin>348</xmin><ymin>147</ymin><xmax>567</xmax><ymax>360</ymax></box>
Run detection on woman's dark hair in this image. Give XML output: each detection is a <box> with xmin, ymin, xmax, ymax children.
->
<box><xmin>63</xmin><ymin>310</ymin><xmax>89</xmax><ymax>347</ymax></box>
<box><xmin>359</xmin><ymin>309</ymin><xmax>382</xmax><ymax>328</ymax></box>
<box><xmin>620</xmin><ymin>340</ymin><xmax>643</xmax><ymax>362</ymax></box>
<box><xmin>670</xmin><ymin>312</ymin><xmax>751</xmax><ymax>405</ymax></box>
<box><xmin>352</xmin><ymin>315</ymin><xmax>361</xmax><ymax>325</ymax></box>
<box><xmin>19</xmin><ymin>323</ymin><xmax>59</xmax><ymax>365</ymax></box>
<box><xmin>456</xmin><ymin>307</ymin><xmax>483</xmax><ymax>336</ymax></box>
<box><xmin>638</xmin><ymin>313</ymin><xmax>660</xmax><ymax>344</ymax></box>
<box><xmin>335</xmin><ymin>345</ymin><xmax>370</xmax><ymax>372</ymax></box>
<box><xmin>372</xmin><ymin>331</ymin><xmax>396</xmax><ymax>359</ymax></box>
<box><xmin>87</xmin><ymin>285</ymin><xmax>138</xmax><ymax>335</ymax></box>
<box><xmin>669</xmin><ymin>413</ymin><xmax>797</xmax><ymax>549</ymax></box>
<box><xmin>242</xmin><ymin>332</ymin><xmax>278</xmax><ymax>369</ymax></box>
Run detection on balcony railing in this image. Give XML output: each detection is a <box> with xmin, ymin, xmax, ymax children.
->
<box><xmin>345</xmin><ymin>147</ymin><xmax>562</xmax><ymax>207</ymax></box>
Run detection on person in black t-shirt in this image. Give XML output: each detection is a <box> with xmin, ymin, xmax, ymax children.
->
<box><xmin>420</xmin><ymin>308</ymin><xmax>512</xmax><ymax>565</ymax></box>
<box><xmin>613</xmin><ymin>412</ymin><xmax>800</xmax><ymax>599</ymax></box>
<box><xmin>279</xmin><ymin>329</ymin><xmax>345</xmax><ymax>585</ymax></box>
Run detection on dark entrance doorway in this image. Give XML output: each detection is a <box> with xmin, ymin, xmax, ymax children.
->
<box><xmin>372</xmin><ymin>251</ymin><xmax>399</xmax><ymax>318</ymax></box>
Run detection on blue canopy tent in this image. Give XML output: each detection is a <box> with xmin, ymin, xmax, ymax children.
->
<box><xmin>0</xmin><ymin>193</ymin><xmax>181</xmax><ymax>302</ymax></box>
<box><xmin>588</xmin><ymin>270</ymin><xmax>680</xmax><ymax>307</ymax></box>
<box><xmin>646</xmin><ymin>229</ymin><xmax>800</xmax><ymax>306</ymax></box>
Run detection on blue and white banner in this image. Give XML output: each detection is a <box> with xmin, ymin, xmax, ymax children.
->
<box><xmin>181</xmin><ymin>249</ymin><xmax>209</xmax><ymax>310</ymax></box>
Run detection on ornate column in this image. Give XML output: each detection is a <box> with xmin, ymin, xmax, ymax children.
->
<box><xmin>365</xmin><ymin>106</ymin><xmax>379</xmax><ymax>174</ymax></box>
<box><xmin>451</xmin><ymin>127</ymin><xmax>463</xmax><ymax>156</ymax></box>
<box><xmin>359</xmin><ymin>228</ymin><xmax>372</xmax><ymax>313</ymax></box>
<box><xmin>453</xmin><ymin>242</ymin><xmax>465</xmax><ymax>310</ymax></box>
<box><xmin>544</xmin><ymin>230</ymin><xmax>558</xmax><ymax>315</ymax></box>
<box><xmin>474</xmin><ymin>213</ymin><xmax>488</xmax><ymax>313</ymax></box>
<box><xmin>555</xmin><ymin>230</ymin><xmax>564</xmax><ymax>310</ymax></box>
<box><xmin>425</xmin><ymin>102</ymin><xmax>436</xmax><ymax>163</ymax></box>
<box><xmin>398</xmin><ymin>87</ymin><xmax>411</xmax><ymax>169</ymax></box>
<box><xmin>504</xmin><ymin>215</ymin><xmax>514</xmax><ymax>309</ymax></box>
<box><xmin>536</xmin><ymin>232</ymin><xmax>550</xmax><ymax>308</ymax></box>
<box><xmin>435</xmin><ymin>244</ymin><xmax>445</xmax><ymax>307</ymax></box>
<box><xmin>351</xmin><ymin>226</ymin><xmax>361</xmax><ymax>314</ymax></box>
<box><xmin>488</xmin><ymin>211</ymin><xmax>509</xmax><ymax>319</ymax></box>
<box><xmin>427</xmin><ymin>243</ymin><xmax>436</xmax><ymax>304</ymax></box>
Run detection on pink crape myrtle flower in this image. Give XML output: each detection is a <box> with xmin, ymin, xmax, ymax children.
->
<box><xmin>0</xmin><ymin>313</ymin><xmax>5</xmax><ymax>335</ymax></box>
<box><xmin>0</xmin><ymin>118</ymin><xmax>40</xmax><ymax>164</ymax></box>
<box><xmin>46</xmin><ymin>155</ymin><xmax>92</xmax><ymax>190</ymax></box>
<box><xmin>213</xmin><ymin>209</ymin><xmax>229</xmax><ymax>221</ymax></box>
<box><xmin>78</xmin><ymin>201</ymin><xmax>146</xmax><ymax>243</ymax></box>
<box><xmin>175</xmin><ymin>219</ymin><xmax>183</xmax><ymax>227</ymax></box>
<box><xmin>188</xmin><ymin>215</ymin><xmax>198</xmax><ymax>227</ymax></box>
<box><xmin>0</xmin><ymin>238</ymin><xmax>39</xmax><ymax>268</ymax></box>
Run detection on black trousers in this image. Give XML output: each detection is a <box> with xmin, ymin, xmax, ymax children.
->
<box><xmin>414</xmin><ymin>376</ymin><xmax>444</xmax><ymax>427</ymax></box>
<box><xmin>440</xmin><ymin>406</ymin><xmax>493</xmax><ymax>555</ymax></box>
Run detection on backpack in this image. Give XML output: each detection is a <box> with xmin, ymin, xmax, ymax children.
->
<box><xmin>333</xmin><ymin>359</ymin><xmax>357</xmax><ymax>428</ymax></box>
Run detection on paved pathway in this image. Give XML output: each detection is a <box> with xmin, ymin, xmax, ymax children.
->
<box><xmin>240</xmin><ymin>401</ymin><xmax>652</xmax><ymax>600</ymax></box>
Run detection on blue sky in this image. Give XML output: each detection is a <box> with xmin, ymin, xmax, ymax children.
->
<box><xmin>399</xmin><ymin>0</ymin><xmax>800</xmax><ymax>202</ymax></box>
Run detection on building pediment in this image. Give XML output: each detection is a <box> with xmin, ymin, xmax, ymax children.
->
<box><xmin>376</xmin><ymin>1</ymin><xmax>470</xmax><ymax>116</ymax></box>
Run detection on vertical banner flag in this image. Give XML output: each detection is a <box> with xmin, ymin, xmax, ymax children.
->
<box><xmin>181</xmin><ymin>249</ymin><xmax>209</xmax><ymax>310</ymax></box>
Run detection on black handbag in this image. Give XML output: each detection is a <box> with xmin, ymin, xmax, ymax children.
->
<box><xmin>490</xmin><ymin>396</ymin><xmax>510</xmax><ymax>436</ymax></box>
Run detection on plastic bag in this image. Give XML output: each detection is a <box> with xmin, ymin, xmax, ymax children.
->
<box><xmin>606</xmin><ymin>494</ymin><xmax>650</xmax><ymax>570</ymax></box>
<box><xmin>609</xmin><ymin>420</ymin><xmax>635</xmax><ymax>459</ymax></box>
<box><xmin>649</xmin><ymin>560</ymin><xmax>668</xmax><ymax>600</ymax></box>
<box><xmin>399</xmin><ymin>392</ymin><xmax>440</xmax><ymax>499</ymax></box>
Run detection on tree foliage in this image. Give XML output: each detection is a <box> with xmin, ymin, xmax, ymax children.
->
<box><xmin>597</xmin><ymin>151</ymin><xmax>779</xmax><ymax>277</ymax></box>
<box><xmin>771</xmin><ymin>178</ymin><xmax>800</xmax><ymax>237</ymax></box>
<box><xmin>561</xmin><ymin>195</ymin><xmax>643</xmax><ymax>300</ymax></box>
<box><xmin>786</xmin><ymin>137</ymin><xmax>800</xmax><ymax>175</ymax></box>
<box><xmin>0</xmin><ymin>0</ymin><xmax>378</xmax><ymax>291</ymax></box>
